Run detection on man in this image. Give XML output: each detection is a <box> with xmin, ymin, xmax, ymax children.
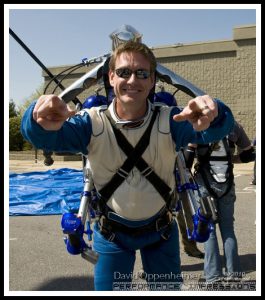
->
<box><xmin>185</xmin><ymin>121</ymin><xmax>255</xmax><ymax>283</ymax></box>
<box><xmin>21</xmin><ymin>41</ymin><xmax>234</xmax><ymax>291</ymax></box>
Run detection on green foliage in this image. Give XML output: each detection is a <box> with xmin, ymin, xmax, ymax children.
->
<box><xmin>9</xmin><ymin>116</ymin><xmax>24</xmax><ymax>151</ymax></box>
<box><xmin>9</xmin><ymin>99</ymin><xmax>18</xmax><ymax>118</ymax></box>
<box><xmin>18</xmin><ymin>98</ymin><xmax>36</xmax><ymax>116</ymax></box>
<box><xmin>23</xmin><ymin>140</ymin><xmax>33</xmax><ymax>151</ymax></box>
<box><xmin>18</xmin><ymin>83</ymin><xmax>44</xmax><ymax>115</ymax></box>
<box><xmin>9</xmin><ymin>84</ymin><xmax>44</xmax><ymax>151</ymax></box>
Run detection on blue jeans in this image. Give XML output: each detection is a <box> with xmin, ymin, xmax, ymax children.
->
<box><xmin>92</xmin><ymin>219</ymin><xmax>182</xmax><ymax>291</ymax></box>
<box><xmin>196</xmin><ymin>178</ymin><xmax>241</xmax><ymax>282</ymax></box>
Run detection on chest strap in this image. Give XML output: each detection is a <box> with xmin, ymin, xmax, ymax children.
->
<box><xmin>98</xmin><ymin>107</ymin><xmax>172</xmax><ymax>208</ymax></box>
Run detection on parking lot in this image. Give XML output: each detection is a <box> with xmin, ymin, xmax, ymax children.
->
<box><xmin>7</xmin><ymin>160</ymin><xmax>259</xmax><ymax>295</ymax></box>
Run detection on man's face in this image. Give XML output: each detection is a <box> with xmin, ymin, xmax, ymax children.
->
<box><xmin>109</xmin><ymin>51</ymin><xmax>155</xmax><ymax>109</ymax></box>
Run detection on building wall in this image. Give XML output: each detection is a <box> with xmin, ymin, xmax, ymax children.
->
<box><xmin>44</xmin><ymin>25</ymin><xmax>256</xmax><ymax>140</ymax></box>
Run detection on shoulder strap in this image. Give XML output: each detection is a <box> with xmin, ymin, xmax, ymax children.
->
<box><xmin>209</xmin><ymin>138</ymin><xmax>232</xmax><ymax>162</ymax></box>
<box><xmin>98</xmin><ymin>107</ymin><xmax>172</xmax><ymax>205</ymax></box>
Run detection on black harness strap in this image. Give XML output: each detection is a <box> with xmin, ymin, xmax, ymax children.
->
<box><xmin>110</xmin><ymin>123</ymin><xmax>172</xmax><ymax>203</ymax></box>
<box><xmin>98</xmin><ymin>107</ymin><xmax>172</xmax><ymax>206</ymax></box>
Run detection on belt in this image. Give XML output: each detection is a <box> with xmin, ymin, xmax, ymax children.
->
<box><xmin>98</xmin><ymin>207</ymin><xmax>173</xmax><ymax>240</ymax></box>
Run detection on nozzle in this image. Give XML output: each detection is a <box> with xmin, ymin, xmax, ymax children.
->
<box><xmin>192</xmin><ymin>208</ymin><xmax>213</xmax><ymax>243</ymax></box>
<box><xmin>196</xmin><ymin>213</ymin><xmax>210</xmax><ymax>238</ymax></box>
<box><xmin>81</xmin><ymin>247</ymin><xmax>99</xmax><ymax>264</ymax></box>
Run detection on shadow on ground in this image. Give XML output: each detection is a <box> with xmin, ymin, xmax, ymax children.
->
<box><xmin>29</xmin><ymin>254</ymin><xmax>256</xmax><ymax>291</ymax></box>
<box><xmin>181</xmin><ymin>253</ymin><xmax>256</xmax><ymax>274</ymax></box>
<box><xmin>35</xmin><ymin>275</ymin><xmax>94</xmax><ymax>291</ymax></box>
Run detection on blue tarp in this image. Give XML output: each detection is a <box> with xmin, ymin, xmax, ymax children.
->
<box><xmin>9</xmin><ymin>168</ymin><xmax>84</xmax><ymax>216</ymax></box>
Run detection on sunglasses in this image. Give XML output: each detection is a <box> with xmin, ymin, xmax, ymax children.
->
<box><xmin>115</xmin><ymin>68</ymin><xmax>151</xmax><ymax>79</ymax></box>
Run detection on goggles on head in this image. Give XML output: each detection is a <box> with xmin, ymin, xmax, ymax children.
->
<box><xmin>110</xmin><ymin>24</ymin><xmax>143</xmax><ymax>51</ymax></box>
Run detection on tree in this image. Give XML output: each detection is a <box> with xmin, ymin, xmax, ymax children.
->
<box><xmin>9</xmin><ymin>99</ymin><xmax>18</xmax><ymax>118</ymax></box>
<box><xmin>9</xmin><ymin>84</ymin><xmax>44</xmax><ymax>151</ymax></box>
<box><xmin>18</xmin><ymin>83</ymin><xmax>44</xmax><ymax>115</ymax></box>
<box><xmin>9</xmin><ymin>116</ymin><xmax>24</xmax><ymax>151</ymax></box>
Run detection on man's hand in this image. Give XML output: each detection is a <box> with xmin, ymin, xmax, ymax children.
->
<box><xmin>33</xmin><ymin>95</ymin><xmax>76</xmax><ymax>130</ymax></box>
<box><xmin>173</xmin><ymin>95</ymin><xmax>218</xmax><ymax>131</ymax></box>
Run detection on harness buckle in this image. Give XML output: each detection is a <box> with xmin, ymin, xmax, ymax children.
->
<box><xmin>161</xmin><ymin>229</ymin><xmax>171</xmax><ymax>240</ymax></box>
<box><xmin>141</xmin><ymin>166</ymin><xmax>153</xmax><ymax>177</ymax></box>
<box><xmin>99</xmin><ymin>215</ymin><xmax>116</xmax><ymax>242</ymax></box>
<box><xmin>155</xmin><ymin>210</ymin><xmax>173</xmax><ymax>232</ymax></box>
<box><xmin>107</xmin><ymin>232</ymin><xmax>116</xmax><ymax>242</ymax></box>
<box><xmin>117</xmin><ymin>168</ymin><xmax>129</xmax><ymax>178</ymax></box>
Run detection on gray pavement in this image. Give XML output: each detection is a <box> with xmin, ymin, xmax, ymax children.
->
<box><xmin>7</xmin><ymin>160</ymin><xmax>258</xmax><ymax>294</ymax></box>
<box><xmin>8</xmin><ymin>159</ymin><xmax>256</xmax><ymax>175</ymax></box>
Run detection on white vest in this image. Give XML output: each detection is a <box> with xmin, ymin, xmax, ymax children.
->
<box><xmin>84</xmin><ymin>101</ymin><xmax>177</xmax><ymax>221</ymax></box>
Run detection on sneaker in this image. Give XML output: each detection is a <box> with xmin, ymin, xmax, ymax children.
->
<box><xmin>204</xmin><ymin>278</ymin><xmax>224</xmax><ymax>289</ymax></box>
<box><xmin>223</xmin><ymin>276</ymin><xmax>241</xmax><ymax>283</ymax></box>
<box><xmin>223</xmin><ymin>273</ymin><xmax>242</xmax><ymax>283</ymax></box>
<box><xmin>206</xmin><ymin>278</ymin><xmax>223</xmax><ymax>284</ymax></box>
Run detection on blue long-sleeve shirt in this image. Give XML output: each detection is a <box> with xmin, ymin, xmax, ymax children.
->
<box><xmin>21</xmin><ymin>99</ymin><xmax>234</xmax><ymax>155</ymax></box>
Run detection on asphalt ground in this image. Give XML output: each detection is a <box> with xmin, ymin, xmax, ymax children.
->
<box><xmin>7</xmin><ymin>160</ymin><xmax>259</xmax><ymax>295</ymax></box>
